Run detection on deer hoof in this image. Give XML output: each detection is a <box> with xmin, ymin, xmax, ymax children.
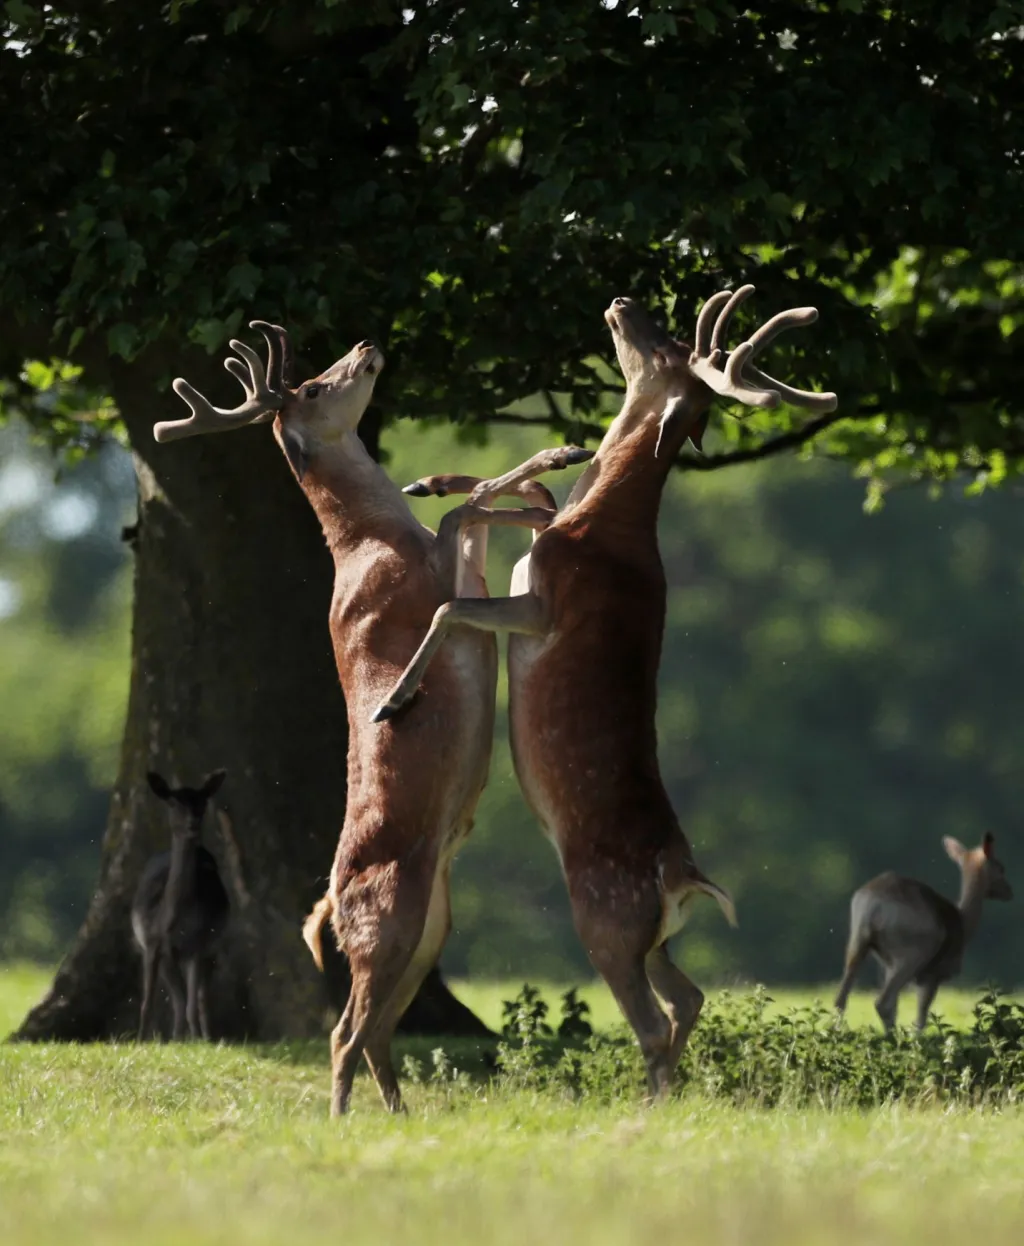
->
<box><xmin>371</xmin><ymin>700</ymin><xmax>400</xmax><ymax>724</ymax></box>
<box><xmin>402</xmin><ymin>481</ymin><xmax>432</xmax><ymax>497</ymax></box>
<box><xmin>563</xmin><ymin>447</ymin><xmax>595</xmax><ymax>465</ymax></box>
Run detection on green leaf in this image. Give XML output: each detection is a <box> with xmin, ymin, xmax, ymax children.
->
<box><xmin>106</xmin><ymin>323</ymin><xmax>139</xmax><ymax>360</ymax></box>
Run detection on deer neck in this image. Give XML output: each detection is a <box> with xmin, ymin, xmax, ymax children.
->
<box><xmin>294</xmin><ymin>430</ymin><xmax>418</xmax><ymax>557</ymax></box>
<box><xmin>570</xmin><ymin>396</ymin><xmax>692</xmax><ymax>535</ymax></box>
<box><xmin>957</xmin><ymin>865</ymin><xmax>988</xmax><ymax>940</ymax></box>
<box><xmin>162</xmin><ymin>831</ymin><xmax>199</xmax><ymax>927</ymax></box>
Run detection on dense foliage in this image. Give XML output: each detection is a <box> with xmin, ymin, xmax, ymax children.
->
<box><xmin>487</xmin><ymin>984</ymin><xmax>1024</xmax><ymax>1107</ymax></box>
<box><xmin>3</xmin><ymin>1</ymin><xmax>1024</xmax><ymax>486</ymax></box>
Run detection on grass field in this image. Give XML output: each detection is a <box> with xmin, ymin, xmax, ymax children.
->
<box><xmin>3</xmin><ymin>964</ymin><xmax>1023</xmax><ymax>1245</ymax></box>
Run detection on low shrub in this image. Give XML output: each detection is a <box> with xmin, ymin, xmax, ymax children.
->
<box><xmin>494</xmin><ymin>985</ymin><xmax>1024</xmax><ymax>1107</ymax></box>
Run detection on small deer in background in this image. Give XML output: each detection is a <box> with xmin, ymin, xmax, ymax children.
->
<box><xmin>835</xmin><ymin>833</ymin><xmax>1013</xmax><ymax>1031</ymax></box>
<box><xmin>132</xmin><ymin>770</ymin><xmax>230</xmax><ymax>1041</ymax></box>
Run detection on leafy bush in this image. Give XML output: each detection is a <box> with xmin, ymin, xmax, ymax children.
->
<box><xmin>495</xmin><ymin>985</ymin><xmax>1024</xmax><ymax>1107</ymax></box>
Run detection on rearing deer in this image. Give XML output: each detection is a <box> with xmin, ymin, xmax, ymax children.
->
<box><xmin>156</xmin><ymin>325</ymin><xmax>591</xmax><ymax>1113</ymax></box>
<box><xmin>835</xmin><ymin>833</ymin><xmax>1012</xmax><ymax>1031</ymax></box>
<box><xmin>376</xmin><ymin>286</ymin><xmax>837</xmax><ymax>1099</ymax></box>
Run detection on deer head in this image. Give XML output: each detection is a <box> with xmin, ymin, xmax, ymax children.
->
<box><xmin>604</xmin><ymin>285</ymin><xmax>837</xmax><ymax>457</ymax></box>
<box><xmin>147</xmin><ymin>769</ymin><xmax>226</xmax><ymax>840</ymax></box>
<box><xmin>943</xmin><ymin>832</ymin><xmax>1013</xmax><ymax>902</ymax></box>
<box><xmin>154</xmin><ymin>323</ymin><xmax>384</xmax><ymax>482</ymax></box>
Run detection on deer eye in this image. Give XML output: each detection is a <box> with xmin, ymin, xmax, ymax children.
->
<box><xmin>305</xmin><ymin>384</ymin><xmax>321</xmax><ymax>400</ymax></box>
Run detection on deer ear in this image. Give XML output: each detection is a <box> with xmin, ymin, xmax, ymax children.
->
<box><xmin>147</xmin><ymin>772</ymin><xmax>172</xmax><ymax>801</ymax></box>
<box><xmin>943</xmin><ymin>836</ymin><xmax>966</xmax><ymax>865</ymax></box>
<box><xmin>201</xmin><ymin>769</ymin><xmax>227</xmax><ymax>798</ymax></box>
<box><xmin>982</xmin><ymin>833</ymin><xmax>995</xmax><ymax>859</ymax></box>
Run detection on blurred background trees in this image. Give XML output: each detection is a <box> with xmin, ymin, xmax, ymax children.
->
<box><xmin>3</xmin><ymin>412</ymin><xmax>1020</xmax><ymax>987</ymax></box>
<box><xmin>3</xmin><ymin>0</ymin><xmax>1023</xmax><ymax>1031</ymax></box>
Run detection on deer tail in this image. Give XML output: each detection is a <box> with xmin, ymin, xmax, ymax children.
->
<box><xmin>302</xmin><ymin>894</ymin><xmax>334</xmax><ymax>971</ymax></box>
<box><xmin>695</xmin><ymin>878</ymin><xmax>738</xmax><ymax>928</ymax></box>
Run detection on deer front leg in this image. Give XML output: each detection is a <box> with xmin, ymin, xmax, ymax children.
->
<box><xmin>405</xmin><ymin>445</ymin><xmax>592</xmax><ymax>509</ymax></box>
<box><xmin>411</xmin><ymin>445</ymin><xmax>592</xmax><ymax>589</ymax></box>
<box><xmin>371</xmin><ymin>593</ymin><xmax>548</xmax><ymax>724</ymax></box>
<box><xmin>428</xmin><ymin>504</ymin><xmax>554</xmax><ymax>599</ymax></box>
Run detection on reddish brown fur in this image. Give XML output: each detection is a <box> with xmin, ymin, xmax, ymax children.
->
<box><xmin>161</xmin><ymin>330</ymin><xmax>585</xmax><ymax>1114</ymax></box>
<box><xmin>378</xmin><ymin>292</ymin><xmax>833</xmax><ymax>1098</ymax></box>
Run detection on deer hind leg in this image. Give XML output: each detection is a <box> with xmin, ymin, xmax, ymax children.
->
<box><xmin>834</xmin><ymin>932</ymin><xmax>871</xmax><ymax>1017</ymax></box>
<box><xmin>875</xmin><ymin>948</ymin><xmax>932</xmax><ymax>1032</ymax></box>
<box><xmin>137</xmin><ymin>943</ymin><xmax>161</xmax><ymax>1042</ymax></box>
<box><xmin>196</xmin><ymin>959</ymin><xmax>213</xmax><ymax>1041</ymax></box>
<box><xmin>573</xmin><ymin>879</ymin><xmax>675</xmax><ymax>1101</ymax></box>
<box><xmin>915</xmin><ymin>977</ymin><xmax>941</xmax><ymax>1031</ymax></box>
<box><xmin>329</xmin><ymin>867</ymin><xmax>434</xmax><ymax>1117</ymax></box>
<box><xmin>371</xmin><ymin>593</ymin><xmax>548</xmax><ymax>724</ymax></box>
<box><xmin>161</xmin><ymin>952</ymin><xmax>188</xmax><ymax>1041</ymax></box>
<box><xmin>184</xmin><ymin>958</ymin><xmax>202</xmax><ymax>1039</ymax></box>
<box><xmin>645</xmin><ymin>942</ymin><xmax>705</xmax><ymax>1067</ymax></box>
<box><xmin>596</xmin><ymin>952</ymin><xmax>674</xmax><ymax>1102</ymax></box>
<box><xmin>363</xmin><ymin>861</ymin><xmax>455</xmax><ymax>1113</ymax></box>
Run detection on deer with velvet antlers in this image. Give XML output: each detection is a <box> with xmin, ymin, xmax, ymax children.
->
<box><xmin>156</xmin><ymin>325</ymin><xmax>591</xmax><ymax>1114</ymax></box>
<box><xmin>376</xmin><ymin>286</ymin><xmax>837</xmax><ymax>1099</ymax></box>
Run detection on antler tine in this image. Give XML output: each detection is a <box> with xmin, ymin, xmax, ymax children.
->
<box><xmin>709</xmin><ymin>284</ymin><xmax>755</xmax><ymax>357</ymax></box>
<box><xmin>154</xmin><ymin>333</ymin><xmax>286</xmax><ymax>444</ymax></box>
<box><xmin>224</xmin><ymin>355</ymin><xmax>256</xmax><ymax>398</ymax></box>
<box><xmin>693</xmin><ymin>289</ymin><xmax>733</xmax><ymax>358</ymax></box>
<box><xmin>743</xmin><ymin>362</ymin><xmax>838</xmax><ymax>413</ymax></box>
<box><xmin>746</xmin><ymin>306</ymin><xmax>818</xmax><ymax>356</ymax></box>
<box><xmin>250</xmin><ymin>320</ymin><xmax>294</xmax><ymax>391</ymax></box>
<box><xmin>687</xmin><ymin>285</ymin><xmax>837</xmax><ymax>414</ymax></box>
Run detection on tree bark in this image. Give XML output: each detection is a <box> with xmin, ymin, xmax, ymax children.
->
<box><xmin>15</xmin><ymin>355</ymin><xmax>489</xmax><ymax>1042</ymax></box>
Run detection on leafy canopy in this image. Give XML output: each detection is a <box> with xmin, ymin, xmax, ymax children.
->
<box><xmin>3</xmin><ymin>0</ymin><xmax>1024</xmax><ymax>488</ymax></box>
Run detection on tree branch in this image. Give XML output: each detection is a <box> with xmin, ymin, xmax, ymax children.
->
<box><xmin>677</xmin><ymin>409</ymin><xmax>850</xmax><ymax>473</ymax></box>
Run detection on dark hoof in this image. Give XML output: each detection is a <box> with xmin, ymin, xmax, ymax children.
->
<box><xmin>563</xmin><ymin>447</ymin><xmax>595</xmax><ymax>465</ymax></box>
<box><xmin>402</xmin><ymin>482</ymin><xmax>432</xmax><ymax>497</ymax></box>
<box><xmin>370</xmin><ymin>701</ymin><xmax>400</xmax><ymax>724</ymax></box>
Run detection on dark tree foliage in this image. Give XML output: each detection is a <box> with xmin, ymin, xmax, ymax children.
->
<box><xmin>2</xmin><ymin>0</ymin><xmax>1024</xmax><ymax>486</ymax></box>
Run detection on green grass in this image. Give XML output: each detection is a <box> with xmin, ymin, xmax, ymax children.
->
<box><xmin>2</xmin><ymin>1038</ymin><xmax>1024</xmax><ymax>1246</ymax></box>
<box><xmin>0</xmin><ymin>962</ymin><xmax>51</xmax><ymax>1038</ymax></box>
<box><xmin>4</xmin><ymin>965</ymin><xmax>1024</xmax><ymax>1245</ymax></box>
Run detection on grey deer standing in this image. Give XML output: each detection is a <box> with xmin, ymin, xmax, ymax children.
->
<box><xmin>132</xmin><ymin>770</ymin><xmax>230</xmax><ymax>1040</ymax></box>
<box><xmin>834</xmin><ymin>833</ymin><xmax>1012</xmax><ymax>1031</ymax></box>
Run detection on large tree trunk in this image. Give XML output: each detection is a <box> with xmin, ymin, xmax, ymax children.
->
<box><xmin>15</xmin><ymin>356</ymin><xmax>488</xmax><ymax>1042</ymax></box>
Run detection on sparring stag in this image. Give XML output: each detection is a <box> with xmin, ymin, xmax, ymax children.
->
<box><xmin>156</xmin><ymin>325</ymin><xmax>591</xmax><ymax>1114</ymax></box>
<box><xmin>375</xmin><ymin>286</ymin><xmax>837</xmax><ymax>1100</ymax></box>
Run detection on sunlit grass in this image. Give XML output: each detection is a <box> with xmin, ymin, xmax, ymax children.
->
<box><xmin>0</xmin><ymin>962</ymin><xmax>51</xmax><ymax>1038</ymax></box>
<box><xmin>3</xmin><ymin>964</ymin><xmax>1024</xmax><ymax>1245</ymax></box>
<box><xmin>1</xmin><ymin>1039</ymin><xmax>1023</xmax><ymax>1246</ymax></box>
